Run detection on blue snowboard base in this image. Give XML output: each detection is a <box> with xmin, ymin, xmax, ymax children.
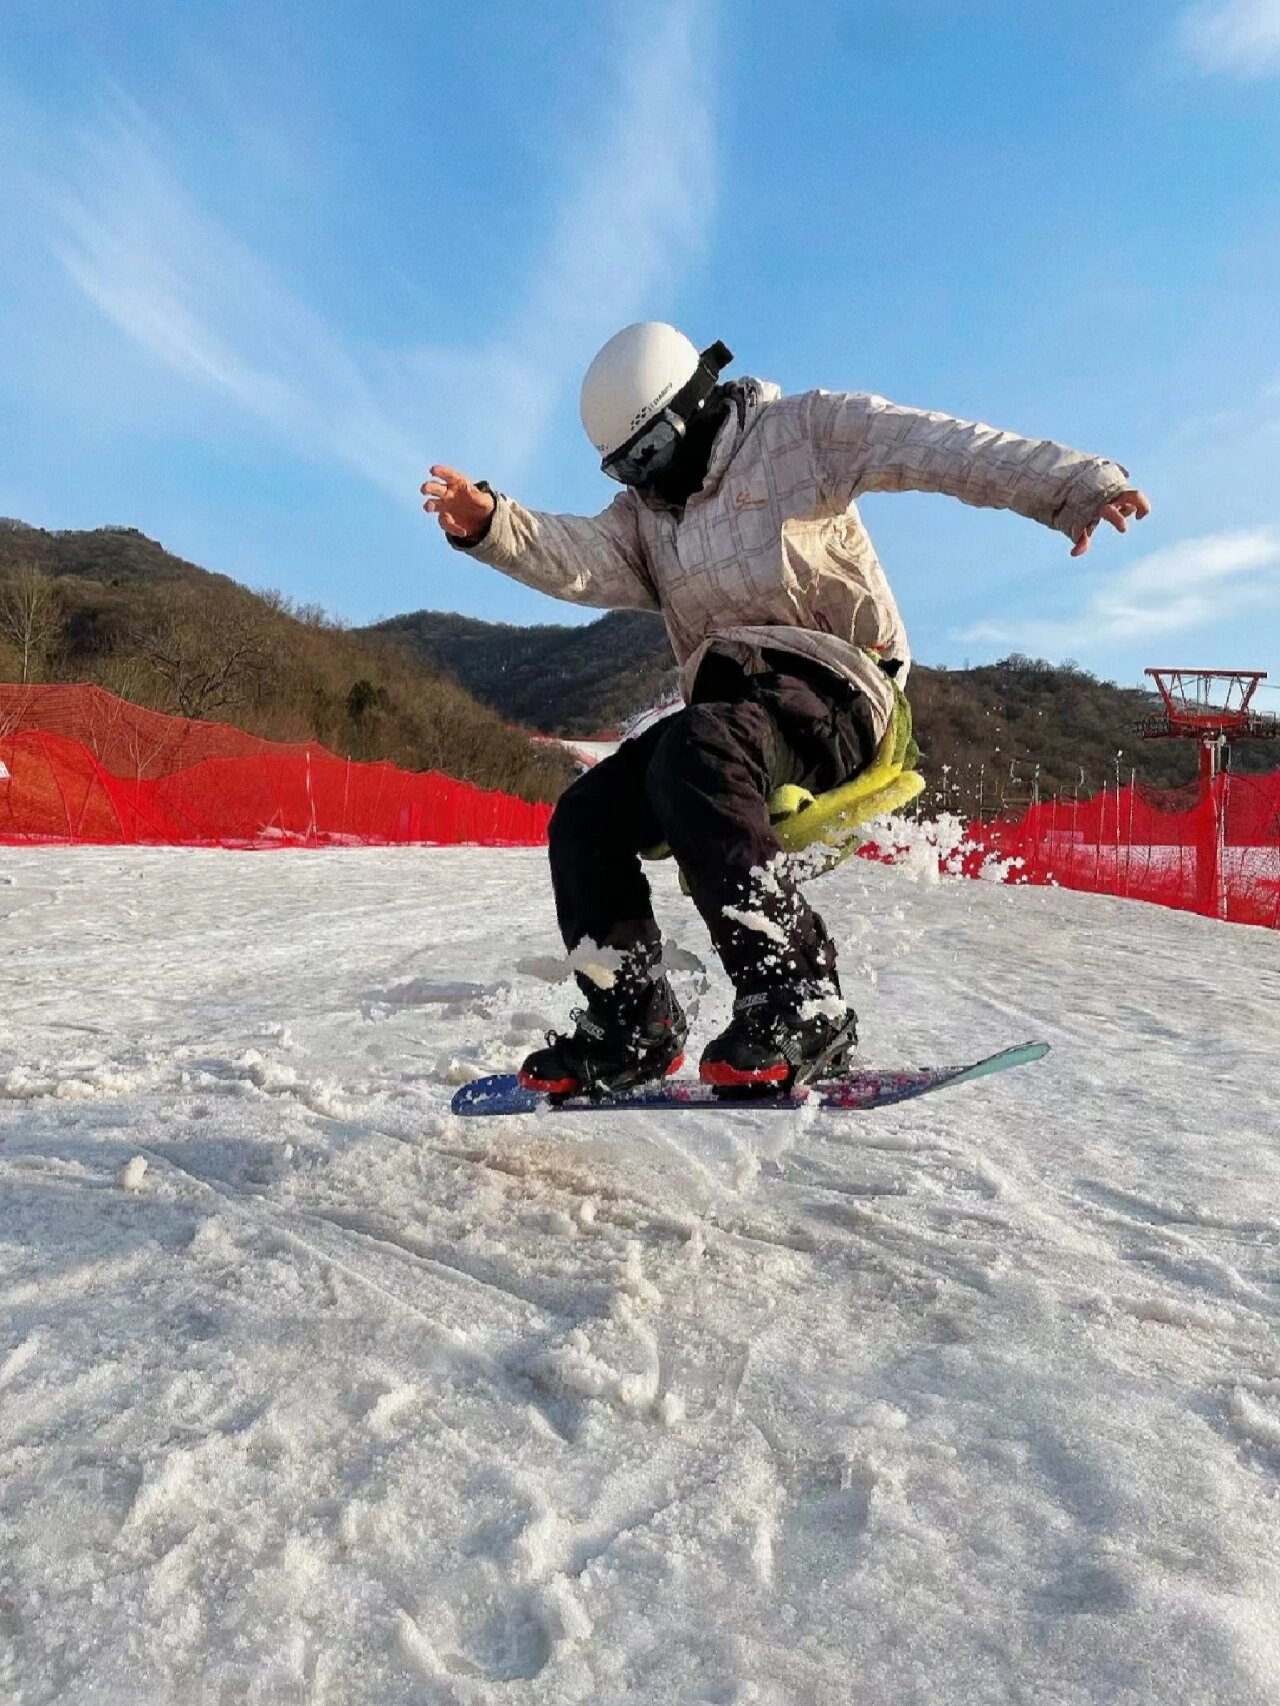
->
<box><xmin>450</xmin><ymin>1041</ymin><xmax>1049</xmax><ymax>1118</ymax></box>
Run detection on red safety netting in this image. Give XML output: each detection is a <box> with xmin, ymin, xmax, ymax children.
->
<box><xmin>0</xmin><ymin>684</ymin><xmax>552</xmax><ymax>848</ymax></box>
<box><xmin>939</xmin><ymin>772</ymin><xmax>1280</xmax><ymax>929</ymax></box>
<box><xmin>5</xmin><ymin>685</ymin><xmax>1277</xmax><ymax>926</ymax></box>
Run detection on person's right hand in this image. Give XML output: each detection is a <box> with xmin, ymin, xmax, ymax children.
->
<box><xmin>420</xmin><ymin>465</ymin><xmax>496</xmax><ymax>539</ymax></box>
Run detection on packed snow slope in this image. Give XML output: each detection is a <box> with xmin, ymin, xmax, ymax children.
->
<box><xmin>2</xmin><ymin>846</ymin><xmax>1279</xmax><ymax>1706</ymax></box>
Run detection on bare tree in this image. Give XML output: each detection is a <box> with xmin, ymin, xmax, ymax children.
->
<box><xmin>0</xmin><ymin>563</ymin><xmax>62</xmax><ymax>684</ymax></box>
<box><xmin>137</xmin><ymin>586</ymin><xmax>273</xmax><ymax>721</ymax></box>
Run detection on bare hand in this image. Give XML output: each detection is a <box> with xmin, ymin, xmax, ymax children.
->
<box><xmin>1071</xmin><ymin>488</ymin><xmax>1151</xmax><ymax>558</ymax></box>
<box><xmin>420</xmin><ymin>465</ymin><xmax>496</xmax><ymax>539</ymax></box>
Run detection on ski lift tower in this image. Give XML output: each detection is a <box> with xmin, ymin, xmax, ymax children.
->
<box><xmin>1135</xmin><ymin>669</ymin><xmax>1280</xmax><ymax>917</ymax></box>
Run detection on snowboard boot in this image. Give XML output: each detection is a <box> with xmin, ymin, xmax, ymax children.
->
<box><xmin>519</xmin><ymin>952</ymin><xmax>689</xmax><ymax>1100</ymax></box>
<box><xmin>699</xmin><ymin>980</ymin><xmax>857</xmax><ymax>1095</ymax></box>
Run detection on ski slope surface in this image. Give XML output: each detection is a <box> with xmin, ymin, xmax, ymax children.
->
<box><xmin>2</xmin><ymin>844</ymin><xmax>1279</xmax><ymax>1705</ymax></box>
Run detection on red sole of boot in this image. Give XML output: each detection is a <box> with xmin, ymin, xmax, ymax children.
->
<box><xmin>518</xmin><ymin>1071</ymin><xmax>578</xmax><ymax>1095</ymax></box>
<box><xmin>699</xmin><ymin>1059</ymin><xmax>792</xmax><ymax>1088</ymax></box>
<box><xmin>519</xmin><ymin>1052</ymin><xmax>686</xmax><ymax>1098</ymax></box>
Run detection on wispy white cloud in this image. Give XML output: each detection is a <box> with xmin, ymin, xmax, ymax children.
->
<box><xmin>47</xmin><ymin>97</ymin><xmax>419</xmax><ymax>502</ymax></box>
<box><xmin>508</xmin><ymin>4</ymin><xmax>715</xmax><ymax>399</ymax></box>
<box><xmin>22</xmin><ymin>0</ymin><xmax>715</xmax><ymax>503</ymax></box>
<box><xmin>958</xmin><ymin>529</ymin><xmax>1280</xmax><ymax>656</ymax></box>
<box><xmin>1177</xmin><ymin>0</ymin><xmax>1280</xmax><ymax>76</ymax></box>
<box><xmin>397</xmin><ymin>0</ymin><xmax>716</xmax><ymax>475</ymax></box>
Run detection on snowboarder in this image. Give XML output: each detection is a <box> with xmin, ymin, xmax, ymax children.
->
<box><xmin>421</xmin><ymin>323</ymin><xmax>1149</xmax><ymax>1096</ymax></box>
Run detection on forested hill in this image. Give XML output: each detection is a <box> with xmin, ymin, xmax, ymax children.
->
<box><xmin>369</xmin><ymin>609</ymin><xmax>678</xmax><ymax>737</ymax></box>
<box><xmin>0</xmin><ymin>521</ymin><xmax>573</xmax><ymax>802</ymax></box>
<box><xmin>371</xmin><ymin>606</ymin><xmax>1279</xmax><ymax>814</ymax></box>
<box><xmin>6</xmin><ymin>518</ymin><xmax>1273</xmax><ymax>816</ymax></box>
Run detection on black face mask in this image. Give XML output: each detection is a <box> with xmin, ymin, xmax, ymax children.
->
<box><xmin>641</xmin><ymin>387</ymin><xmax>734</xmax><ymax>508</ymax></box>
<box><xmin>600</xmin><ymin>341</ymin><xmax>733</xmax><ymax>491</ymax></box>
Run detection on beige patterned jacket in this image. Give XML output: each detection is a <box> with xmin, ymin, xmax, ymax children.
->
<box><xmin>457</xmin><ymin>380</ymin><xmax>1130</xmax><ymax>741</ymax></box>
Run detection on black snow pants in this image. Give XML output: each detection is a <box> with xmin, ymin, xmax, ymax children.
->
<box><xmin>548</xmin><ymin>650</ymin><xmax>879</xmax><ymax>995</ymax></box>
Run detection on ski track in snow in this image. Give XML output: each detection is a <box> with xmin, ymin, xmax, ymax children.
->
<box><xmin>2</xmin><ymin>846</ymin><xmax>1280</xmax><ymax>1704</ymax></box>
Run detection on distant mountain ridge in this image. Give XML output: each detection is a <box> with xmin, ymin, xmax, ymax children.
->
<box><xmin>371</xmin><ymin>605</ymin><xmax>1279</xmax><ymax>811</ymax></box>
<box><xmin>0</xmin><ymin>518</ymin><xmax>230</xmax><ymax>587</ymax></box>
<box><xmin>5</xmin><ymin>519</ymin><xmax>1273</xmax><ymax>816</ymax></box>
<box><xmin>369</xmin><ymin>609</ymin><xmax>677</xmax><ymax>736</ymax></box>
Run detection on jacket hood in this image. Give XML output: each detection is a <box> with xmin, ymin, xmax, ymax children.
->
<box><xmin>696</xmin><ymin>377</ymin><xmax>781</xmax><ymax>500</ymax></box>
<box><xmin>638</xmin><ymin>377</ymin><xmax>781</xmax><ymax>511</ymax></box>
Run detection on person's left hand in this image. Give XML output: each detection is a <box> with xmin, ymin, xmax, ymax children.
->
<box><xmin>1071</xmin><ymin>489</ymin><xmax>1151</xmax><ymax>558</ymax></box>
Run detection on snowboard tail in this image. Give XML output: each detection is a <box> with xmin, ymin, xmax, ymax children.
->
<box><xmin>450</xmin><ymin>1042</ymin><xmax>1049</xmax><ymax>1118</ymax></box>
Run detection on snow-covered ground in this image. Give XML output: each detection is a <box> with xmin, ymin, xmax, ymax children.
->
<box><xmin>557</xmin><ymin>738</ymin><xmax>620</xmax><ymax>769</ymax></box>
<box><xmin>2</xmin><ymin>845</ymin><xmax>1280</xmax><ymax>1705</ymax></box>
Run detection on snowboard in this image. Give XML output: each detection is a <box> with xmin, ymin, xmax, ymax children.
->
<box><xmin>450</xmin><ymin>1041</ymin><xmax>1049</xmax><ymax>1118</ymax></box>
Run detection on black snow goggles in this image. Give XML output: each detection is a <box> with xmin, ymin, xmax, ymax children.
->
<box><xmin>601</xmin><ymin>341</ymin><xmax>733</xmax><ymax>487</ymax></box>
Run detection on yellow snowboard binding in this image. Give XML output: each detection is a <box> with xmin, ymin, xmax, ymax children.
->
<box><xmin>644</xmin><ymin>676</ymin><xmax>923</xmax><ymax>883</ymax></box>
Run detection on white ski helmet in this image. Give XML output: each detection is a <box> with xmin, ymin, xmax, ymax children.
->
<box><xmin>579</xmin><ymin>322</ymin><xmax>703</xmax><ymax>459</ymax></box>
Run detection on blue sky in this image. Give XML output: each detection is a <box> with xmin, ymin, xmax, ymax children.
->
<box><xmin>1</xmin><ymin>0</ymin><xmax>1278</xmax><ymax>691</ymax></box>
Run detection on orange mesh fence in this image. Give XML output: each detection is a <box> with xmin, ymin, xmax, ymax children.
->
<box><xmin>941</xmin><ymin>772</ymin><xmax>1280</xmax><ymax>929</ymax></box>
<box><xmin>0</xmin><ymin>684</ymin><xmax>551</xmax><ymax>848</ymax></box>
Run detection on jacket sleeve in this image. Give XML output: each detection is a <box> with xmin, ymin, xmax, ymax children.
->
<box><xmin>804</xmin><ymin>390</ymin><xmax>1131</xmax><ymax>545</ymax></box>
<box><xmin>449</xmin><ymin>489</ymin><xmax>659</xmax><ymax>612</ymax></box>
